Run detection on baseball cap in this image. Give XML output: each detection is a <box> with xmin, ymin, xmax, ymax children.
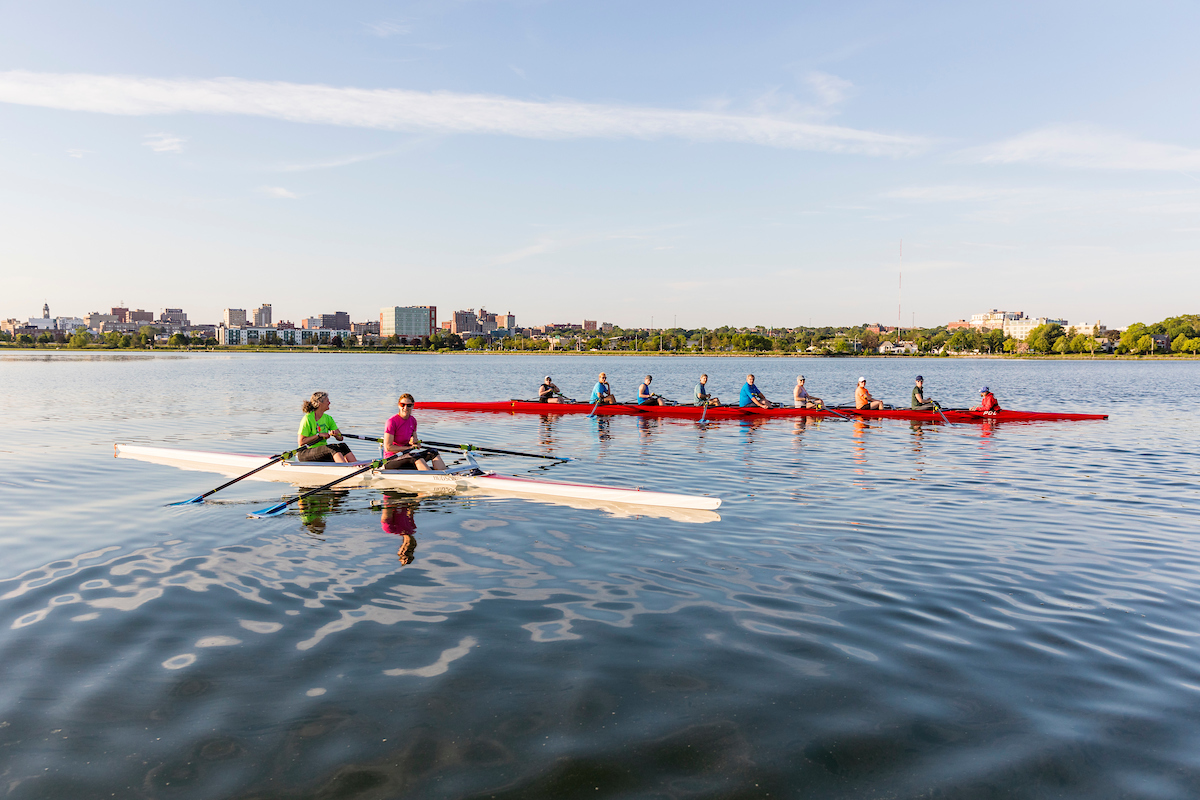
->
<box><xmin>798</xmin><ymin>375</ymin><xmax>805</xmax><ymax>380</ymax></box>
<box><xmin>857</xmin><ymin>377</ymin><xmax>866</xmax><ymax>383</ymax></box>
<box><xmin>915</xmin><ymin>375</ymin><xmax>924</xmax><ymax>381</ymax></box>
<box><xmin>980</xmin><ymin>386</ymin><xmax>989</xmax><ymax>393</ymax></box>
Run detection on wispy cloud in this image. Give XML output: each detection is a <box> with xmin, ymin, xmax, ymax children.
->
<box><xmin>143</xmin><ymin>132</ymin><xmax>184</xmax><ymax>153</ymax></box>
<box><xmin>259</xmin><ymin>186</ymin><xmax>300</xmax><ymax>199</ymax></box>
<box><xmin>365</xmin><ymin>20</ymin><xmax>410</xmax><ymax>38</ymax></box>
<box><xmin>491</xmin><ymin>238</ymin><xmax>558</xmax><ymax>265</ymax></box>
<box><xmin>0</xmin><ymin>70</ymin><xmax>930</xmax><ymax>157</ymax></box>
<box><xmin>963</xmin><ymin>125</ymin><xmax>1200</xmax><ymax>171</ymax></box>
<box><xmin>805</xmin><ymin>71</ymin><xmax>854</xmax><ymax>109</ymax></box>
<box><xmin>509</xmin><ymin>64</ymin><xmax>526</xmax><ymax>79</ymax></box>
<box><xmin>66</xmin><ymin>148</ymin><xmax>89</xmax><ymax>158</ymax></box>
<box><xmin>273</xmin><ymin>149</ymin><xmax>402</xmax><ymax>172</ymax></box>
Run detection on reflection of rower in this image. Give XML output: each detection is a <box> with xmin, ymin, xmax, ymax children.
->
<box><xmin>379</xmin><ymin>496</ymin><xmax>418</xmax><ymax>565</ymax></box>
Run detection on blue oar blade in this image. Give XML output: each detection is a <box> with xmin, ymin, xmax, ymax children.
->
<box><xmin>247</xmin><ymin>502</ymin><xmax>289</xmax><ymax>519</ymax></box>
<box><xmin>166</xmin><ymin>495</ymin><xmax>205</xmax><ymax>506</ymax></box>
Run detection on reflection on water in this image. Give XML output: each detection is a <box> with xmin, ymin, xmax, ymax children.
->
<box><xmin>2</xmin><ymin>353</ymin><xmax>1200</xmax><ymax>798</ymax></box>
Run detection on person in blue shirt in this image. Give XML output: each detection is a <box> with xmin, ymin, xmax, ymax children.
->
<box><xmin>694</xmin><ymin>374</ymin><xmax>720</xmax><ymax>406</ymax></box>
<box><xmin>637</xmin><ymin>375</ymin><xmax>663</xmax><ymax>405</ymax></box>
<box><xmin>590</xmin><ymin>372</ymin><xmax>616</xmax><ymax>405</ymax></box>
<box><xmin>739</xmin><ymin>374</ymin><xmax>771</xmax><ymax>408</ymax></box>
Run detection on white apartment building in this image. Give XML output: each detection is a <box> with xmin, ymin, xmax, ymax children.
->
<box><xmin>216</xmin><ymin>325</ymin><xmax>352</xmax><ymax>346</ymax></box>
<box><xmin>970</xmin><ymin>309</ymin><xmax>1024</xmax><ymax>330</ymax></box>
<box><xmin>1003</xmin><ymin>316</ymin><xmax>1068</xmax><ymax>341</ymax></box>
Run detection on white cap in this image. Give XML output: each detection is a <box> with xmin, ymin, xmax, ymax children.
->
<box><xmin>857</xmin><ymin>376</ymin><xmax>866</xmax><ymax>383</ymax></box>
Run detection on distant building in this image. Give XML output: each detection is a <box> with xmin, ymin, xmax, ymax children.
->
<box><xmin>111</xmin><ymin>307</ymin><xmax>129</xmax><ymax>321</ymax></box>
<box><xmin>1069</xmin><ymin>320</ymin><xmax>1104</xmax><ymax>337</ymax></box>
<box><xmin>320</xmin><ymin>312</ymin><xmax>351</xmax><ymax>330</ymax></box>
<box><xmin>451</xmin><ymin>310</ymin><xmax>481</xmax><ymax>335</ymax></box>
<box><xmin>223</xmin><ymin>308</ymin><xmax>247</xmax><ymax>328</ymax></box>
<box><xmin>380</xmin><ymin>306</ymin><xmax>436</xmax><ymax>341</ymax></box>
<box><xmin>496</xmin><ymin>312</ymin><xmax>517</xmax><ymax>330</ymax></box>
<box><xmin>352</xmin><ymin>320</ymin><xmax>380</xmax><ymax>335</ymax></box>
<box><xmin>215</xmin><ymin>325</ymin><xmax>351</xmax><ymax>346</ymax></box>
<box><xmin>477</xmin><ymin>309</ymin><xmax>498</xmax><ymax>334</ymax></box>
<box><xmin>601</xmin><ymin>322</ymin><xmax>614</xmax><ymax>333</ymax></box>
<box><xmin>301</xmin><ymin>317</ymin><xmax>322</xmax><ymax>330</ymax></box>
<box><xmin>277</xmin><ymin>320</ymin><xmax>295</xmax><ymax>329</ymax></box>
<box><xmin>583</xmin><ymin>319</ymin><xmax>597</xmax><ymax>331</ymax></box>
<box><xmin>970</xmin><ymin>309</ymin><xmax>1024</xmax><ymax>330</ymax></box>
<box><xmin>55</xmin><ymin>317</ymin><xmax>87</xmax><ymax>331</ymax></box>
<box><xmin>879</xmin><ymin>341</ymin><xmax>919</xmax><ymax>354</ymax></box>
<box><xmin>128</xmin><ymin>309</ymin><xmax>154</xmax><ymax>324</ymax></box>
<box><xmin>252</xmin><ymin>304</ymin><xmax>272</xmax><ymax>328</ymax></box>
<box><xmin>160</xmin><ymin>308</ymin><xmax>190</xmax><ymax>326</ymax></box>
<box><xmin>946</xmin><ymin>320</ymin><xmax>971</xmax><ymax>330</ymax></box>
<box><xmin>87</xmin><ymin>312</ymin><xmax>121</xmax><ymax>331</ymax></box>
<box><xmin>1004</xmin><ymin>316</ymin><xmax>1068</xmax><ymax>341</ymax></box>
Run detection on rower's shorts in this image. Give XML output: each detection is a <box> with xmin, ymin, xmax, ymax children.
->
<box><xmin>912</xmin><ymin>402</ymin><xmax>937</xmax><ymax>411</ymax></box>
<box><xmin>384</xmin><ymin>448</ymin><xmax>440</xmax><ymax>470</ymax></box>
<box><xmin>298</xmin><ymin>442</ymin><xmax>352</xmax><ymax>462</ymax></box>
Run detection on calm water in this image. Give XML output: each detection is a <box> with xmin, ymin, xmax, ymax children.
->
<box><xmin>2</xmin><ymin>352</ymin><xmax>1198</xmax><ymax>799</ymax></box>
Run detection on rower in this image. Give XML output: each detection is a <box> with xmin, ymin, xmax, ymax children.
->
<box><xmin>911</xmin><ymin>375</ymin><xmax>938</xmax><ymax>411</ymax></box>
<box><xmin>971</xmin><ymin>386</ymin><xmax>1001</xmax><ymax>413</ymax></box>
<box><xmin>590</xmin><ymin>372</ymin><xmax>616</xmax><ymax>405</ymax></box>
<box><xmin>637</xmin><ymin>375</ymin><xmax>663</xmax><ymax>406</ymax></box>
<box><xmin>855</xmin><ymin>377</ymin><xmax>884</xmax><ymax>411</ymax></box>
<box><xmin>538</xmin><ymin>376</ymin><xmax>564</xmax><ymax>403</ymax></box>
<box><xmin>793</xmin><ymin>375</ymin><xmax>823</xmax><ymax>409</ymax></box>
<box><xmin>297</xmin><ymin>391</ymin><xmax>357</xmax><ymax>463</ymax></box>
<box><xmin>383</xmin><ymin>393</ymin><xmax>447</xmax><ymax>471</ymax></box>
<box><xmin>739</xmin><ymin>374</ymin><xmax>771</xmax><ymax>408</ymax></box>
<box><xmin>694</xmin><ymin>374</ymin><xmax>720</xmax><ymax>406</ymax></box>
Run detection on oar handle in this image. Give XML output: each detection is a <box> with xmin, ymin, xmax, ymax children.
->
<box><xmin>344</xmin><ymin>433</ymin><xmax>568</xmax><ymax>462</ymax></box>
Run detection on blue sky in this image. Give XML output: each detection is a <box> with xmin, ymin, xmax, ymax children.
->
<box><xmin>2</xmin><ymin>1</ymin><xmax>1197</xmax><ymax>329</ymax></box>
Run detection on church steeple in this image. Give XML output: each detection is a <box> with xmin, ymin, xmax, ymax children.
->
<box><xmin>43</xmin><ymin>302</ymin><xmax>49</xmax><ymax>319</ymax></box>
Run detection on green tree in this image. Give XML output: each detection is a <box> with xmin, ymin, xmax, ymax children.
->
<box><xmin>1003</xmin><ymin>337</ymin><xmax>1019</xmax><ymax>354</ymax></box>
<box><xmin>119</xmin><ymin>335</ymin><xmax>132</xmax><ymax>348</ymax></box>
<box><xmin>17</xmin><ymin>333</ymin><xmax>35</xmax><ymax>345</ymax></box>
<box><xmin>169</xmin><ymin>333</ymin><xmax>190</xmax><ymax>347</ymax></box>
<box><xmin>1136</xmin><ymin>334</ymin><xmax>1154</xmax><ymax>354</ymax></box>
<box><xmin>70</xmin><ymin>331</ymin><xmax>92</xmax><ymax>348</ymax></box>
<box><xmin>987</xmin><ymin>329</ymin><xmax>1006</xmax><ymax>353</ymax></box>
<box><xmin>1172</xmin><ymin>333</ymin><xmax>1190</xmax><ymax>353</ymax></box>
<box><xmin>1026</xmin><ymin>323</ymin><xmax>1064</xmax><ymax>354</ymax></box>
<box><xmin>1118</xmin><ymin>323</ymin><xmax>1147</xmax><ymax>354</ymax></box>
<box><xmin>104</xmin><ymin>331</ymin><xmax>123</xmax><ymax>347</ymax></box>
<box><xmin>585</xmin><ymin>337</ymin><xmax>604</xmax><ymax>351</ymax></box>
<box><xmin>832</xmin><ymin>337</ymin><xmax>850</xmax><ymax>353</ymax></box>
<box><xmin>466</xmin><ymin>336</ymin><xmax>486</xmax><ymax>350</ymax></box>
<box><xmin>0</xmin><ymin>331</ymin><xmax>10</xmax><ymax>342</ymax></box>
<box><xmin>37</xmin><ymin>332</ymin><xmax>53</xmax><ymax>344</ymax></box>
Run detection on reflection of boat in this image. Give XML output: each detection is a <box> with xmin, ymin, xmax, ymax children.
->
<box><xmin>116</xmin><ymin>445</ymin><xmax>722</xmax><ymax>514</ymax></box>
<box><xmin>418</xmin><ymin>400</ymin><xmax>1107</xmax><ymax>423</ymax></box>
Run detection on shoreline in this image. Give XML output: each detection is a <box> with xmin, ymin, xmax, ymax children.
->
<box><xmin>2</xmin><ymin>346</ymin><xmax>1197</xmax><ymax>360</ymax></box>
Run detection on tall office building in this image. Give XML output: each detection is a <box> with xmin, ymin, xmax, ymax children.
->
<box><xmin>252</xmin><ymin>304</ymin><xmax>273</xmax><ymax>327</ymax></box>
<box><xmin>223</xmin><ymin>308</ymin><xmax>247</xmax><ymax>328</ymax></box>
<box><xmin>319</xmin><ymin>312</ymin><xmax>350</xmax><ymax>330</ymax></box>
<box><xmin>380</xmin><ymin>306</ymin><xmax>437</xmax><ymax>339</ymax></box>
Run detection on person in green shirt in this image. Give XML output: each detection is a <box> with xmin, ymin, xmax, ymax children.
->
<box><xmin>297</xmin><ymin>391</ymin><xmax>357</xmax><ymax>462</ymax></box>
<box><xmin>911</xmin><ymin>376</ymin><xmax>937</xmax><ymax>411</ymax></box>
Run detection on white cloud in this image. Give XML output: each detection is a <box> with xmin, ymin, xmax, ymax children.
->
<box><xmin>143</xmin><ymin>132</ymin><xmax>184</xmax><ymax>153</ymax></box>
<box><xmin>66</xmin><ymin>148</ymin><xmax>88</xmax><ymax>158</ymax></box>
<box><xmin>365</xmin><ymin>21</ymin><xmax>410</xmax><ymax>38</ymax></box>
<box><xmin>805</xmin><ymin>71</ymin><xmax>854</xmax><ymax>109</ymax></box>
<box><xmin>259</xmin><ymin>186</ymin><xmax>299</xmax><ymax>199</ymax></box>
<box><xmin>0</xmin><ymin>70</ymin><xmax>930</xmax><ymax>157</ymax></box>
<box><xmin>964</xmin><ymin>125</ymin><xmax>1200</xmax><ymax>171</ymax></box>
<box><xmin>274</xmin><ymin>149</ymin><xmax>401</xmax><ymax>172</ymax></box>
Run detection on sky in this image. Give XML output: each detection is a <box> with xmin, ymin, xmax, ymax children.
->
<box><xmin>1</xmin><ymin>0</ymin><xmax>1198</xmax><ymax>330</ymax></box>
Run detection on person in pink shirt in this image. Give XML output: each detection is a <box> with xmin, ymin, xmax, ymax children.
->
<box><xmin>383</xmin><ymin>394</ymin><xmax>447</xmax><ymax>471</ymax></box>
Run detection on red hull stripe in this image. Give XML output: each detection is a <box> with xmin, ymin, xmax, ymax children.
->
<box><xmin>415</xmin><ymin>401</ymin><xmax>1107</xmax><ymax>423</ymax></box>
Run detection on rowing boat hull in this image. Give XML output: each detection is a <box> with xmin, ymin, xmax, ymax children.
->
<box><xmin>115</xmin><ymin>445</ymin><xmax>722</xmax><ymax>513</ymax></box>
<box><xmin>416</xmin><ymin>400</ymin><xmax>1107</xmax><ymax>423</ymax></box>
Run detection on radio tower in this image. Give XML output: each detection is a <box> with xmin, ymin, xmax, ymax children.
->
<box><xmin>898</xmin><ymin>240</ymin><xmax>903</xmax><ymax>341</ymax></box>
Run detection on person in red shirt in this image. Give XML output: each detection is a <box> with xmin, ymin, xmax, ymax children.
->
<box><xmin>971</xmin><ymin>387</ymin><xmax>1001</xmax><ymax>412</ymax></box>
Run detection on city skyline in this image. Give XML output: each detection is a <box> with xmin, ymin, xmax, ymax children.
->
<box><xmin>2</xmin><ymin>3</ymin><xmax>1198</xmax><ymax>328</ymax></box>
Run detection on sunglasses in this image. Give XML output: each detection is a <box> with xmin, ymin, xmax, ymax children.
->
<box><xmin>399</xmin><ymin>402</ymin><xmax>414</xmax><ymax>407</ymax></box>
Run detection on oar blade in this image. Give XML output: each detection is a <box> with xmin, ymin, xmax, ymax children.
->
<box><xmin>166</xmin><ymin>495</ymin><xmax>205</xmax><ymax>506</ymax></box>
<box><xmin>247</xmin><ymin>502</ymin><xmax>289</xmax><ymax>519</ymax></box>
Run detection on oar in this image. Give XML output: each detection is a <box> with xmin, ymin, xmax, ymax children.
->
<box><xmin>342</xmin><ymin>433</ymin><xmax>570</xmax><ymax>462</ymax></box>
<box><xmin>932</xmin><ymin>402</ymin><xmax>951</xmax><ymax>425</ymax></box>
<box><xmin>586</xmin><ymin>398</ymin><xmax>604</xmax><ymax>417</ymax></box>
<box><xmin>168</xmin><ymin>442</ymin><xmax>319</xmax><ymax>505</ymax></box>
<box><xmin>247</xmin><ymin>459</ymin><xmax>385</xmax><ymax>518</ymax></box>
<box><xmin>819</xmin><ymin>403</ymin><xmax>853</xmax><ymax>421</ymax></box>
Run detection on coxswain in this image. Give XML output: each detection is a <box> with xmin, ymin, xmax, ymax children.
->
<box><xmin>297</xmin><ymin>391</ymin><xmax>357</xmax><ymax>463</ymax></box>
<box><xmin>739</xmin><ymin>374</ymin><xmax>771</xmax><ymax>408</ymax></box>
<box><xmin>637</xmin><ymin>375</ymin><xmax>663</xmax><ymax>406</ymax></box>
<box><xmin>911</xmin><ymin>375</ymin><xmax>938</xmax><ymax>411</ymax></box>
<box><xmin>383</xmin><ymin>394</ymin><xmax>446</xmax><ymax>471</ymax></box>
<box><xmin>538</xmin><ymin>376</ymin><xmax>564</xmax><ymax>403</ymax></box>
<box><xmin>793</xmin><ymin>375</ymin><xmax>823</xmax><ymax>409</ymax></box>
<box><xmin>855</xmin><ymin>377</ymin><xmax>884</xmax><ymax>411</ymax></box>
<box><xmin>971</xmin><ymin>386</ymin><xmax>1001</xmax><ymax>413</ymax></box>
<box><xmin>590</xmin><ymin>372</ymin><xmax>616</xmax><ymax>405</ymax></box>
<box><xmin>694</xmin><ymin>374</ymin><xmax>720</xmax><ymax>406</ymax></box>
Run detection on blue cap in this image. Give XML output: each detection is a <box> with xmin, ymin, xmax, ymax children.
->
<box><xmin>980</xmin><ymin>386</ymin><xmax>989</xmax><ymax>393</ymax></box>
<box><xmin>915</xmin><ymin>375</ymin><xmax>924</xmax><ymax>381</ymax></box>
